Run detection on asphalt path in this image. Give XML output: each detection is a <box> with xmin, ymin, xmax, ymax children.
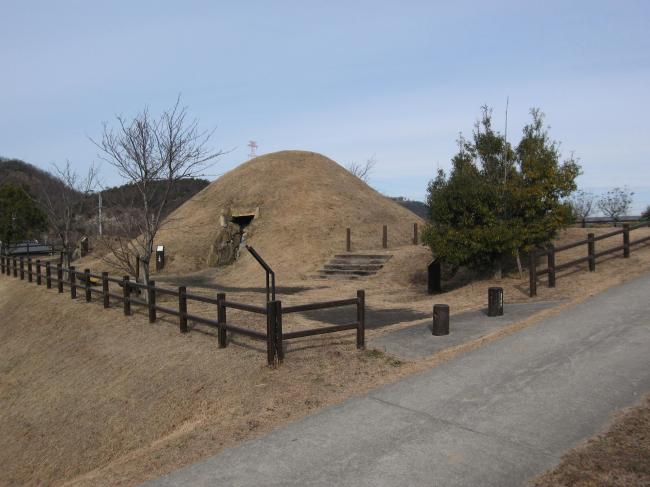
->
<box><xmin>146</xmin><ymin>273</ymin><xmax>650</xmax><ymax>487</ymax></box>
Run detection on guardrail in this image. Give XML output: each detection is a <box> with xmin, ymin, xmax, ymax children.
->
<box><xmin>0</xmin><ymin>255</ymin><xmax>365</xmax><ymax>367</ymax></box>
<box><xmin>528</xmin><ymin>221</ymin><xmax>650</xmax><ymax>296</ymax></box>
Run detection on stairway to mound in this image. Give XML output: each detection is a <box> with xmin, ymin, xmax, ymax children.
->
<box><xmin>315</xmin><ymin>253</ymin><xmax>392</xmax><ymax>279</ymax></box>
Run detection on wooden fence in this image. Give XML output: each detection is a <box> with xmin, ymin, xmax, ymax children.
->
<box><xmin>529</xmin><ymin>221</ymin><xmax>650</xmax><ymax>297</ymax></box>
<box><xmin>345</xmin><ymin>223</ymin><xmax>420</xmax><ymax>251</ymax></box>
<box><xmin>0</xmin><ymin>256</ymin><xmax>365</xmax><ymax>367</ymax></box>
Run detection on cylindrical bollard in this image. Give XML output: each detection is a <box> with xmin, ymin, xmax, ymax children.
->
<box><xmin>432</xmin><ymin>304</ymin><xmax>450</xmax><ymax>336</ymax></box>
<box><xmin>487</xmin><ymin>287</ymin><xmax>504</xmax><ymax>317</ymax></box>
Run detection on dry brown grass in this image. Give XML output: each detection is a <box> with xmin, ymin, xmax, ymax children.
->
<box><xmin>532</xmin><ymin>394</ymin><xmax>650</xmax><ymax>487</ymax></box>
<box><xmin>1</xmin><ymin>225</ymin><xmax>650</xmax><ymax>486</ymax></box>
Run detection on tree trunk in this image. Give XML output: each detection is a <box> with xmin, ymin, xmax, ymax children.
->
<box><xmin>516</xmin><ymin>249</ymin><xmax>524</xmax><ymax>279</ymax></box>
<box><xmin>493</xmin><ymin>255</ymin><xmax>503</xmax><ymax>280</ymax></box>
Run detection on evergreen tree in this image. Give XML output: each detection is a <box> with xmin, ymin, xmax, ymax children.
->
<box><xmin>0</xmin><ymin>183</ymin><xmax>48</xmax><ymax>245</ymax></box>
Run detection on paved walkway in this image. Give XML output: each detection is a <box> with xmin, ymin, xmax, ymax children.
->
<box><xmin>146</xmin><ymin>274</ymin><xmax>650</xmax><ymax>487</ymax></box>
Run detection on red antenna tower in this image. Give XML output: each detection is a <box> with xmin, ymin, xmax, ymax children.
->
<box><xmin>247</xmin><ymin>140</ymin><xmax>258</xmax><ymax>159</ymax></box>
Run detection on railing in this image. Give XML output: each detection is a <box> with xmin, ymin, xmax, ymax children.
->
<box><xmin>528</xmin><ymin>221</ymin><xmax>650</xmax><ymax>296</ymax></box>
<box><xmin>345</xmin><ymin>223</ymin><xmax>420</xmax><ymax>252</ymax></box>
<box><xmin>0</xmin><ymin>255</ymin><xmax>365</xmax><ymax>367</ymax></box>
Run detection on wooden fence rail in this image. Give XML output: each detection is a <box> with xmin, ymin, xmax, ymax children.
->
<box><xmin>344</xmin><ymin>223</ymin><xmax>420</xmax><ymax>251</ymax></box>
<box><xmin>0</xmin><ymin>255</ymin><xmax>365</xmax><ymax>367</ymax></box>
<box><xmin>529</xmin><ymin>221</ymin><xmax>650</xmax><ymax>297</ymax></box>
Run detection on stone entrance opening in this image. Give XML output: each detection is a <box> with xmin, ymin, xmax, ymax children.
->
<box><xmin>231</xmin><ymin>214</ymin><xmax>255</xmax><ymax>228</ymax></box>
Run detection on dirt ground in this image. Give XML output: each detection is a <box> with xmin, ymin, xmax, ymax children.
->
<box><xmin>1</xmin><ymin>225</ymin><xmax>649</xmax><ymax>486</ymax></box>
<box><xmin>532</xmin><ymin>394</ymin><xmax>650</xmax><ymax>487</ymax></box>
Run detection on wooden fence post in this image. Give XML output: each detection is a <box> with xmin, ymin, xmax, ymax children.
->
<box><xmin>382</xmin><ymin>225</ymin><xmax>388</xmax><ymax>249</ymax></box>
<box><xmin>528</xmin><ymin>251</ymin><xmax>537</xmax><ymax>297</ymax></box>
<box><xmin>84</xmin><ymin>269</ymin><xmax>91</xmax><ymax>302</ymax></box>
<box><xmin>413</xmin><ymin>223</ymin><xmax>418</xmax><ymax>245</ymax></box>
<box><xmin>178</xmin><ymin>286</ymin><xmax>188</xmax><ymax>333</ymax></box>
<box><xmin>122</xmin><ymin>276</ymin><xmax>131</xmax><ymax>315</ymax></box>
<box><xmin>266</xmin><ymin>300</ymin><xmax>277</xmax><ymax>367</ymax></box>
<box><xmin>69</xmin><ymin>266</ymin><xmax>76</xmax><ymax>299</ymax></box>
<box><xmin>148</xmin><ymin>280</ymin><xmax>156</xmax><ymax>323</ymax></box>
<box><xmin>102</xmin><ymin>272</ymin><xmax>109</xmax><ymax>308</ymax></box>
<box><xmin>36</xmin><ymin>260</ymin><xmax>41</xmax><ymax>285</ymax></box>
<box><xmin>356</xmin><ymin>289</ymin><xmax>365</xmax><ymax>349</ymax></box>
<box><xmin>547</xmin><ymin>244</ymin><xmax>556</xmax><ymax>288</ymax></box>
<box><xmin>27</xmin><ymin>258</ymin><xmax>32</xmax><ymax>282</ymax></box>
<box><xmin>20</xmin><ymin>257</ymin><xmax>24</xmax><ymax>280</ymax></box>
<box><xmin>623</xmin><ymin>224</ymin><xmax>630</xmax><ymax>258</ymax></box>
<box><xmin>346</xmin><ymin>228</ymin><xmax>351</xmax><ymax>252</ymax></box>
<box><xmin>217</xmin><ymin>292</ymin><xmax>227</xmax><ymax>348</ymax></box>
<box><xmin>0</xmin><ymin>255</ymin><xmax>4</xmax><ymax>273</ymax></box>
<box><xmin>13</xmin><ymin>257</ymin><xmax>17</xmax><ymax>277</ymax></box>
<box><xmin>57</xmin><ymin>264</ymin><xmax>63</xmax><ymax>293</ymax></box>
<box><xmin>45</xmin><ymin>262</ymin><xmax>51</xmax><ymax>289</ymax></box>
<box><xmin>275</xmin><ymin>301</ymin><xmax>284</xmax><ymax>362</ymax></box>
<box><xmin>587</xmin><ymin>233</ymin><xmax>596</xmax><ymax>272</ymax></box>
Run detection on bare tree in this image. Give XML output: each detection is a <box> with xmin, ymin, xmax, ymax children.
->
<box><xmin>597</xmin><ymin>187</ymin><xmax>634</xmax><ymax>225</ymax></box>
<box><xmin>569</xmin><ymin>190</ymin><xmax>595</xmax><ymax>228</ymax></box>
<box><xmin>37</xmin><ymin>161</ymin><xmax>99</xmax><ymax>267</ymax></box>
<box><xmin>92</xmin><ymin>98</ymin><xmax>222</xmax><ymax>286</ymax></box>
<box><xmin>346</xmin><ymin>155</ymin><xmax>377</xmax><ymax>183</ymax></box>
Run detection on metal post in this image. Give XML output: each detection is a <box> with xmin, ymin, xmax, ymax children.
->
<box><xmin>123</xmin><ymin>276</ymin><xmax>131</xmax><ymax>315</ymax></box>
<box><xmin>178</xmin><ymin>286</ymin><xmax>188</xmax><ymax>332</ymax></box>
<box><xmin>70</xmin><ymin>266</ymin><xmax>76</xmax><ymax>299</ymax></box>
<box><xmin>356</xmin><ymin>290</ymin><xmax>365</xmax><ymax>349</ymax></box>
<box><xmin>487</xmin><ymin>287</ymin><xmax>504</xmax><ymax>316</ymax></box>
<box><xmin>148</xmin><ymin>280</ymin><xmax>156</xmax><ymax>323</ymax></box>
<box><xmin>623</xmin><ymin>224</ymin><xmax>630</xmax><ymax>258</ymax></box>
<box><xmin>36</xmin><ymin>260</ymin><xmax>41</xmax><ymax>285</ymax></box>
<box><xmin>432</xmin><ymin>304</ymin><xmax>450</xmax><ymax>336</ymax></box>
<box><xmin>217</xmin><ymin>292</ymin><xmax>227</xmax><ymax>348</ymax></box>
<box><xmin>587</xmin><ymin>233</ymin><xmax>596</xmax><ymax>272</ymax></box>
<box><xmin>57</xmin><ymin>264</ymin><xmax>63</xmax><ymax>293</ymax></box>
<box><xmin>346</xmin><ymin>228</ymin><xmax>351</xmax><ymax>252</ymax></box>
<box><xmin>382</xmin><ymin>225</ymin><xmax>388</xmax><ymax>249</ymax></box>
<box><xmin>102</xmin><ymin>272</ymin><xmax>109</xmax><ymax>308</ymax></box>
<box><xmin>84</xmin><ymin>269</ymin><xmax>91</xmax><ymax>302</ymax></box>
<box><xmin>275</xmin><ymin>301</ymin><xmax>284</xmax><ymax>361</ymax></box>
<box><xmin>266</xmin><ymin>300</ymin><xmax>277</xmax><ymax>367</ymax></box>
<box><xmin>547</xmin><ymin>244</ymin><xmax>556</xmax><ymax>288</ymax></box>
<box><xmin>45</xmin><ymin>262</ymin><xmax>51</xmax><ymax>289</ymax></box>
<box><xmin>528</xmin><ymin>251</ymin><xmax>537</xmax><ymax>297</ymax></box>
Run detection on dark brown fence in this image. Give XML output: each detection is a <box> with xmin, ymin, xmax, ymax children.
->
<box><xmin>345</xmin><ymin>223</ymin><xmax>420</xmax><ymax>251</ymax></box>
<box><xmin>0</xmin><ymin>256</ymin><xmax>365</xmax><ymax>367</ymax></box>
<box><xmin>528</xmin><ymin>221</ymin><xmax>650</xmax><ymax>297</ymax></box>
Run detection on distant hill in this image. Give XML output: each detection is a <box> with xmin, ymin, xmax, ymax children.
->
<box><xmin>389</xmin><ymin>197</ymin><xmax>429</xmax><ymax>220</ymax></box>
<box><xmin>0</xmin><ymin>157</ymin><xmax>209</xmax><ymax>219</ymax></box>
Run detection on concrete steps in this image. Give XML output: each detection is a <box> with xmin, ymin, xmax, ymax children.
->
<box><xmin>314</xmin><ymin>253</ymin><xmax>392</xmax><ymax>280</ymax></box>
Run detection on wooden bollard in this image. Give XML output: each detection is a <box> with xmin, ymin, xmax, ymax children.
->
<box><xmin>487</xmin><ymin>287</ymin><xmax>504</xmax><ymax>317</ymax></box>
<box><xmin>57</xmin><ymin>264</ymin><xmax>63</xmax><ymax>293</ymax></box>
<box><xmin>148</xmin><ymin>280</ymin><xmax>156</xmax><ymax>323</ymax></box>
<box><xmin>36</xmin><ymin>260</ymin><xmax>41</xmax><ymax>285</ymax></box>
<box><xmin>346</xmin><ymin>228</ymin><xmax>351</xmax><ymax>252</ymax></box>
<box><xmin>27</xmin><ymin>258</ymin><xmax>32</xmax><ymax>282</ymax></box>
<box><xmin>547</xmin><ymin>244</ymin><xmax>556</xmax><ymax>288</ymax></box>
<box><xmin>356</xmin><ymin>289</ymin><xmax>365</xmax><ymax>349</ymax></box>
<box><xmin>102</xmin><ymin>272</ymin><xmax>109</xmax><ymax>308</ymax></box>
<box><xmin>528</xmin><ymin>251</ymin><xmax>537</xmax><ymax>297</ymax></box>
<box><xmin>178</xmin><ymin>286</ymin><xmax>188</xmax><ymax>333</ymax></box>
<box><xmin>217</xmin><ymin>292</ymin><xmax>227</xmax><ymax>348</ymax></box>
<box><xmin>587</xmin><ymin>233</ymin><xmax>596</xmax><ymax>272</ymax></box>
<box><xmin>84</xmin><ymin>269</ymin><xmax>91</xmax><ymax>302</ymax></box>
<box><xmin>623</xmin><ymin>224</ymin><xmax>630</xmax><ymax>258</ymax></box>
<box><xmin>432</xmin><ymin>304</ymin><xmax>450</xmax><ymax>336</ymax></box>
<box><xmin>69</xmin><ymin>266</ymin><xmax>76</xmax><ymax>299</ymax></box>
<box><xmin>382</xmin><ymin>225</ymin><xmax>388</xmax><ymax>249</ymax></box>
<box><xmin>45</xmin><ymin>262</ymin><xmax>52</xmax><ymax>289</ymax></box>
<box><xmin>123</xmin><ymin>276</ymin><xmax>131</xmax><ymax>315</ymax></box>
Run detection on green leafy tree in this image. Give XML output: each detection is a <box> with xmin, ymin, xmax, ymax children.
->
<box><xmin>0</xmin><ymin>183</ymin><xmax>48</xmax><ymax>247</ymax></box>
<box><xmin>423</xmin><ymin>108</ymin><xmax>580</xmax><ymax>276</ymax></box>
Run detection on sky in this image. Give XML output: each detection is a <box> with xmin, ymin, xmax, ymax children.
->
<box><xmin>1</xmin><ymin>0</ymin><xmax>649</xmax><ymax>212</ymax></box>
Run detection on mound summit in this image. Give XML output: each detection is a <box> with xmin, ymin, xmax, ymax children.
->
<box><xmin>156</xmin><ymin>150</ymin><xmax>423</xmax><ymax>280</ymax></box>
